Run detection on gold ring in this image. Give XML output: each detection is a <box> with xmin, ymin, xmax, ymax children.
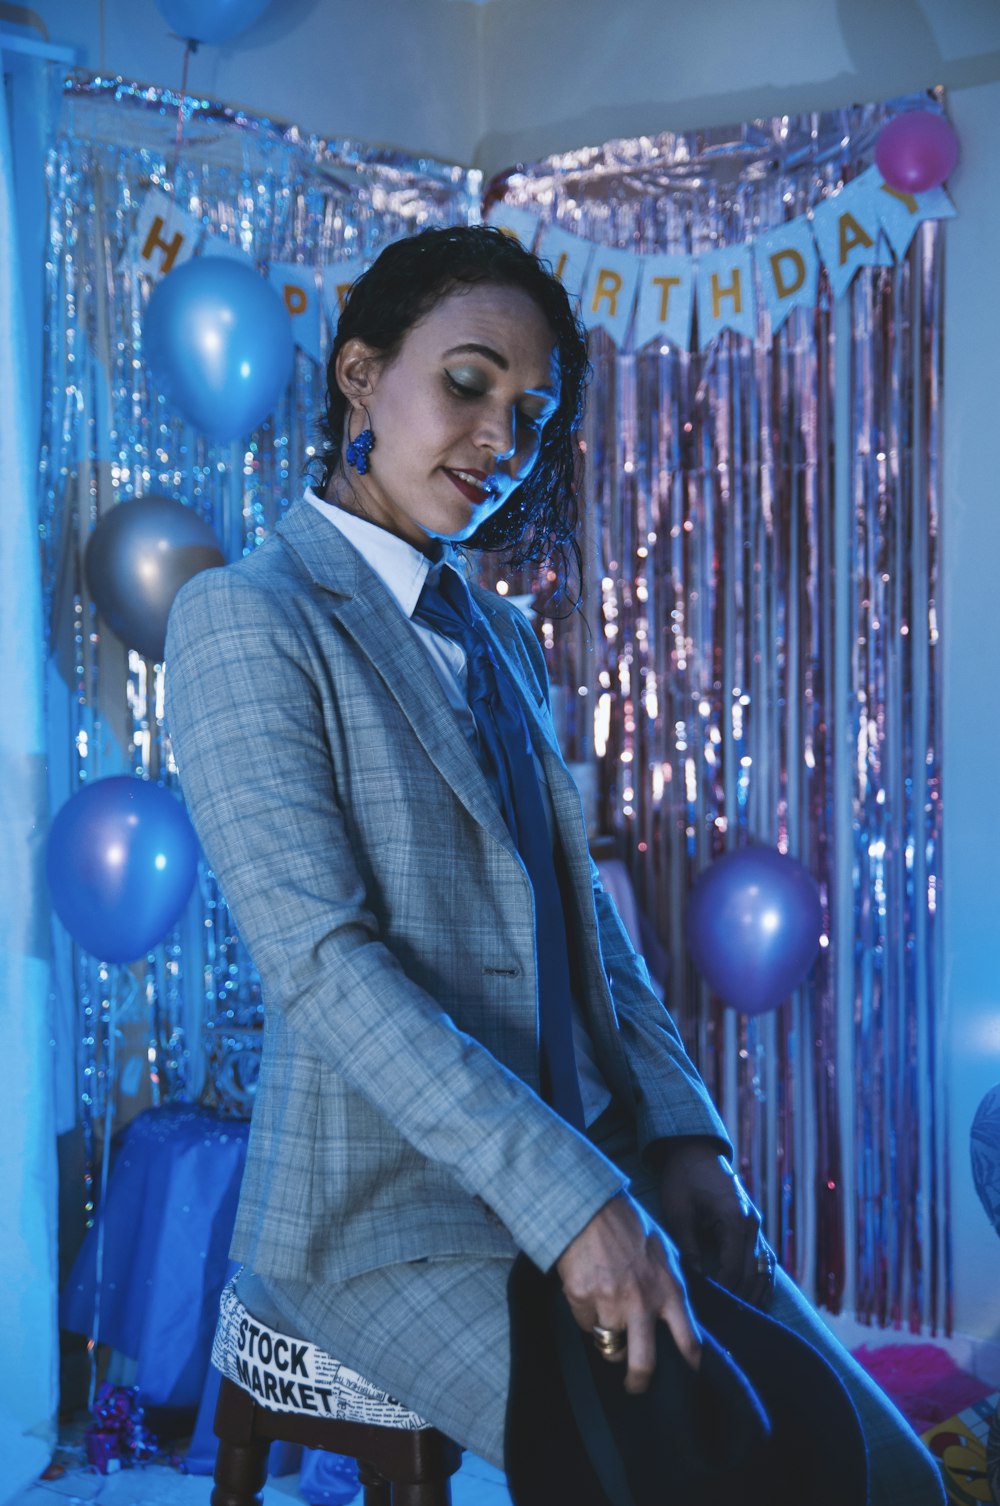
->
<box><xmin>591</xmin><ymin>1324</ymin><xmax>627</xmax><ymax>1357</ymax></box>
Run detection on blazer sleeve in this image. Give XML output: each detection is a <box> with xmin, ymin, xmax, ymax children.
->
<box><xmin>501</xmin><ymin>605</ymin><xmax>732</xmax><ymax>1162</ymax></box>
<box><xmin>587</xmin><ymin>860</ymin><xmax>732</xmax><ymax>1161</ymax></box>
<box><xmin>164</xmin><ymin>566</ymin><xmax>627</xmax><ymax>1274</ymax></box>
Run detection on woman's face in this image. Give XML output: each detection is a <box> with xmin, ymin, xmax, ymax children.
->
<box><xmin>332</xmin><ymin>282</ymin><xmax>561</xmax><ymax>554</ymax></box>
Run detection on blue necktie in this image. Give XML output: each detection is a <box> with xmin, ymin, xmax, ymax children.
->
<box><xmin>414</xmin><ymin>564</ymin><xmax>586</xmax><ymax>1131</ymax></box>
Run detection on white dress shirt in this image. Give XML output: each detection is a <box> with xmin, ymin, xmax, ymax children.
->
<box><xmin>305</xmin><ymin>487</ymin><xmax>612</xmax><ymax>1125</ymax></box>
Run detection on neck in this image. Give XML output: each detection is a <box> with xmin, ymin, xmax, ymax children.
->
<box><xmin>319</xmin><ymin>476</ymin><xmax>443</xmax><ymax>562</ymax></box>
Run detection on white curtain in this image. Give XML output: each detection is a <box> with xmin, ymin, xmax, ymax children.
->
<box><xmin>0</xmin><ymin>46</ymin><xmax>59</xmax><ymax>1499</ymax></box>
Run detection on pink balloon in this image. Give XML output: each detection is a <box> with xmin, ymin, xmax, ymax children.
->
<box><xmin>875</xmin><ymin>111</ymin><xmax>958</xmax><ymax>194</ymax></box>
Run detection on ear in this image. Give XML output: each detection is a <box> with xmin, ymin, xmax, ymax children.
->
<box><xmin>335</xmin><ymin>337</ymin><xmax>381</xmax><ymax>407</ymax></box>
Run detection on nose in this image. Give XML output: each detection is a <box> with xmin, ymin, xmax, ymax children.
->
<box><xmin>477</xmin><ymin>403</ymin><xmax>517</xmax><ymax>466</ymax></box>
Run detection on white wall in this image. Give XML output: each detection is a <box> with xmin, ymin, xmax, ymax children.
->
<box><xmin>479</xmin><ymin>0</ymin><xmax>1000</xmax><ymax>175</ymax></box>
<box><xmin>941</xmin><ymin>79</ymin><xmax>1000</xmax><ymax>1346</ymax></box>
<box><xmin>23</xmin><ymin>0</ymin><xmax>1000</xmax><ymax>1343</ymax></box>
<box><xmin>33</xmin><ymin>0</ymin><xmax>1000</xmax><ymax>173</ymax></box>
<box><xmin>33</xmin><ymin>0</ymin><xmax>484</xmax><ymax>166</ymax></box>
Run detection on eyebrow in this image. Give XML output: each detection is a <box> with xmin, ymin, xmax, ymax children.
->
<box><xmin>444</xmin><ymin>342</ymin><xmax>508</xmax><ymax>368</ymax></box>
<box><xmin>443</xmin><ymin>343</ymin><xmax>559</xmax><ymax>399</ymax></box>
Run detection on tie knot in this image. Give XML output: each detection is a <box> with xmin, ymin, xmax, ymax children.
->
<box><xmin>414</xmin><ymin>565</ymin><xmax>479</xmax><ymax>645</ymax></box>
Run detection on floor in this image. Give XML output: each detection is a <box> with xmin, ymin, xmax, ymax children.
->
<box><xmin>10</xmin><ymin>1320</ymin><xmax>999</xmax><ymax>1506</ymax></box>
<box><xmin>11</xmin><ymin>1429</ymin><xmax>511</xmax><ymax>1506</ymax></box>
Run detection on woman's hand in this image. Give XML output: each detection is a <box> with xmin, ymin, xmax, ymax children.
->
<box><xmin>655</xmin><ymin>1138</ymin><xmax>774</xmax><ymax>1308</ymax></box>
<box><xmin>554</xmin><ymin>1192</ymin><xmax>702</xmax><ymax>1394</ymax></box>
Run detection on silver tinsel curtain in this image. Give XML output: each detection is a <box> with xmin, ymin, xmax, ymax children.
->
<box><xmin>41</xmin><ymin>72</ymin><xmax>948</xmax><ymax>1329</ymax></box>
<box><xmin>489</xmin><ymin>94</ymin><xmax>948</xmax><ymax>1329</ymax></box>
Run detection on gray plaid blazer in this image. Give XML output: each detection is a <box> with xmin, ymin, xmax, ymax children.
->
<box><xmin>164</xmin><ymin>500</ymin><xmax>729</xmax><ymax>1285</ymax></box>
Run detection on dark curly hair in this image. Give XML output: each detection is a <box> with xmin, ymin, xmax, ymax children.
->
<box><xmin>313</xmin><ymin>224</ymin><xmax>590</xmax><ymax>606</ymax></box>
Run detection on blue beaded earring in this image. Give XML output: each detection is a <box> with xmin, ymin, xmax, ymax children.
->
<box><xmin>345</xmin><ymin>408</ymin><xmax>375</xmax><ymax>475</ymax></box>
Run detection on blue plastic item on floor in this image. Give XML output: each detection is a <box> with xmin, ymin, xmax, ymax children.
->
<box><xmin>299</xmin><ymin>1447</ymin><xmax>360</xmax><ymax>1504</ymax></box>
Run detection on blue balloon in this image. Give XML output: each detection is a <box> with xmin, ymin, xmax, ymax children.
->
<box><xmin>685</xmin><ymin>846</ymin><xmax>823</xmax><ymax>1014</ymax></box>
<box><xmin>154</xmin><ymin>0</ymin><xmax>272</xmax><ymax>44</ymax></box>
<box><xmin>46</xmin><ymin>777</ymin><xmax>200</xmax><ymax>963</ymax></box>
<box><xmin>144</xmin><ymin>257</ymin><xmax>294</xmax><ymax>441</ymax></box>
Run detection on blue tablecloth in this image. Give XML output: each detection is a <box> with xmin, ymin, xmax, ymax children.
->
<box><xmin>61</xmin><ymin>1103</ymin><xmax>250</xmax><ymax>1411</ymax></box>
<box><xmin>60</xmin><ymin>1103</ymin><xmax>360</xmax><ymax>1498</ymax></box>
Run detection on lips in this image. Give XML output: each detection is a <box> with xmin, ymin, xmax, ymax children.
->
<box><xmin>444</xmin><ymin>468</ymin><xmax>496</xmax><ymax>504</ymax></box>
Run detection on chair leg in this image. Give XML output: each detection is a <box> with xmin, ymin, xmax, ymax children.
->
<box><xmin>358</xmin><ymin>1458</ymin><xmax>392</xmax><ymax>1505</ymax></box>
<box><xmin>211</xmin><ymin>1437</ymin><xmax>271</xmax><ymax>1506</ymax></box>
<box><xmin>389</xmin><ymin>1484</ymin><xmax>453</xmax><ymax>1506</ymax></box>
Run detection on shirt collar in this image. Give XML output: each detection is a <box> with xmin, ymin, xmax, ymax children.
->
<box><xmin>305</xmin><ymin>486</ymin><xmax>462</xmax><ymax>619</ymax></box>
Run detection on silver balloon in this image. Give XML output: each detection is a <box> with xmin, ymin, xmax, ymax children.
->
<box><xmin>84</xmin><ymin>496</ymin><xmax>224</xmax><ymax>660</ymax></box>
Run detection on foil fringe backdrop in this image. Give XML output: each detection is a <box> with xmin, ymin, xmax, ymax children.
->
<box><xmin>490</xmin><ymin>94</ymin><xmax>948</xmax><ymax>1329</ymax></box>
<box><xmin>39</xmin><ymin>72</ymin><xmax>481</xmax><ymax>1215</ymax></box>
<box><xmin>40</xmin><ymin>72</ymin><xmax>949</xmax><ymax>1329</ymax></box>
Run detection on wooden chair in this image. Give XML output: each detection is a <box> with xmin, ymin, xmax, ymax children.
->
<box><xmin>209</xmin><ymin>1276</ymin><xmax>463</xmax><ymax>1506</ymax></box>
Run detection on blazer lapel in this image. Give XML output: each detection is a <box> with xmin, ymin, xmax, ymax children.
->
<box><xmin>275</xmin><ymin>502</ymin><xmax>518</xmax><ymax>859</ymax></box>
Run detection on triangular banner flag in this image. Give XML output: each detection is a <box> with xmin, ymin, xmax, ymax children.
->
<box><xmin>321</xmin><ymin>259</ymin><xmax>367</xmax><ymax>329</ymax></box>
<box><xmin>536</xmin><ymin>223</ymin><xmax>594</xmax><ymax>303</ymax></box>
<box><xmin>869</xmin><ymin>167</ymin><xmax>957</xmax><ymax>259</ymax></box>
<box><xmin>755</xmin><ymin>219</ymin><xmax>820</xmax><ymax>334</ymax></box>
<box><xmin>581</xmin><ymin>245</ymin><xmax>641</xmax><ymax>345</ymax></box>
<box><xmin>269</xmin><ymin>262</ymin><xmax>322</xmax><ymax>364</ymax></box>
<box><xmin>485</xmin><ymin>204</ymin><xmax>540</xmax><ymax>250</ymax></box>
<box><xmin>634</xmin><ymin>254</ymin><xmax>695</xmax><ymax>351</ymax></box>
<box><xmin>811</xmin><ymin>177</ymin><xmax>884</xmax><ymax>298</ymax></box>
<box><xmin>697</xmin><ymin>244</ymin><xmax>756</xmax><ymax>347</ymax></box>
<box><xmin>133</xmin><ymin>188</ymin><xmax>201</xmax><ymax>283</ymax></box>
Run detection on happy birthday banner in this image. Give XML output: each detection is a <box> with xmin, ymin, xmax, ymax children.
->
<box><xmin>129</xmin><ymin>165</ymin><xmax>954</xmax><ymax>357</ymax></box>
<box><xmin>489</xmin><ymin>165</ymin><xmax>955</xmax><ymax>348</ymax></box>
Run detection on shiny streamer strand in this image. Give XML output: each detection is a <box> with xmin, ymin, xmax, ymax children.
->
<box><xmin>86</xmin><ymin>966</ymin><xmax>137</xmax><ymax>1409</ymax></box>
<box><xmin>489</xmin><ymin>95</ymin><xmax>949</xmax><ymax>1330</ymax></box>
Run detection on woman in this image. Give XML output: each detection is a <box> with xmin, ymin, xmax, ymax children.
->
<box><xmin>165</xmin><ymin>226</ymin><xmax>943</xmax><ymax>1501</ymax></box>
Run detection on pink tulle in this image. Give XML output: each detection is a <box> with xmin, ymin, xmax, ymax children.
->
<box><xmin>851</xmin><ymin>1343</ymin><xmax>994</xmax><ymax>1435</ymax></box>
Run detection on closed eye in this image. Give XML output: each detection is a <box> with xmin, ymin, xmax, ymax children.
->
<box><xmin>445</xmin><ymin>371</ymin><xmax>554</xmax><ymax>441</ymax></box>
<box><xmin>445</xmin><ymin>373</ymin><xmax>483</xmax><ymax>399</ymax></box>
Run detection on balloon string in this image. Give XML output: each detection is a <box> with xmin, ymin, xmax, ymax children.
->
<box><xmin>86</xmin><ymin>968</ymin><xmax>136</xmax><ymax>1410</ymax></box>
<box><xmin>170</xmin><ymin>39</ymin><xmax>196</xmax><ymax>191</ymax></box>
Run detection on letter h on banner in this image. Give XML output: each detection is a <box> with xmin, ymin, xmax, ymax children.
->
<box><xmin>696</xmin><ymin>244</ymin><xmax>757</xmax><ymax>348</ymax></box>
<box><xmin>133</xmin><ymin>188</ymin><xmax>200</xmax><ymax>283</ymax></box>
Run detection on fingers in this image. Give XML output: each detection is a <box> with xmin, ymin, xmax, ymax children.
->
<box><xmin>653</xmin><ymin>1241</ymin><xmax>702</xmax><ymax>1376</ymax></box>
<box><xmin>621</xmin><ymin>1307</ymin><xmax>656</xmax><ymax>1393</ymax></box>
<box><xmin>748</xmin><ymin>1238</ymin><xmax>777</xmax><ymax>1310</ymax></box>
<box><xmin>611</xmin><ymin>1284</ymin><xmax>702</xmax><ymax>1394</ymax></box>
<box><xmin>715</xmin><ymin>1207</ymin><xmax>758</xmax><ymax>1295</ymax></box>
<box><xmin>560</xmin><ymin>1199</ymin><xmax>700</xmax><ymax>1393</ymax></box>
<box><xmin>621</xmin><ymin>1234</ymin><xmax>702</xmax><ymax>1393</ymax></box>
